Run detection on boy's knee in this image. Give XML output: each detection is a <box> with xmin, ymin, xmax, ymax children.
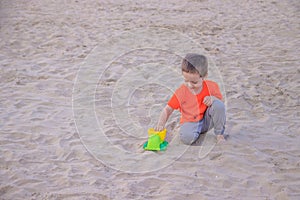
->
<box><xmin>212</xmin><ymin>99</ymin><xmax>225</xmax><ymax>112</ymax></box>
<box><xmin>180</xmin><ymin>131</ymin><xmax>198</xmax><ymax>145</ymax></box>
<box><xmin>179</xmin><ymin>122</ymin><xmax>202</xmax><ymax>145</ymax></box>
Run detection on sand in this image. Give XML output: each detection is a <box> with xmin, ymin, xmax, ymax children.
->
<box><xmin>1</xmin><ymin>0</ymin><xmax>300</xmax><ymax>199</ymax></box>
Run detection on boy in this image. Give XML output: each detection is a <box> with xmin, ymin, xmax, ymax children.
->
<box><xmin>155</xmin><ymin>53</ymin><xmax>226</xmax><ymax>144</ymax></box>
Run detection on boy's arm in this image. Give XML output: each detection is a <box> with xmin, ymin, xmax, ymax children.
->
<box><xmin>155</xmin><ymin>105</ymin><xmax>174</xmax><ymax>131</ymax></box>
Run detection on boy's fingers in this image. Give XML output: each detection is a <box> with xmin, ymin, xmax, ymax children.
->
<box><xmin>155</xmin><ymin>126</ymin><xmax>163</xmax><ymax>131</ymax></box>
<box><xmin>203</xmin><ymin>97</ymin><xmax>210</xmax><ymax>105</ymax></box>
<box><xmin>203</xmin><ymin>97</ymin><xmax>212</xmax><ymax>106</ymax></box>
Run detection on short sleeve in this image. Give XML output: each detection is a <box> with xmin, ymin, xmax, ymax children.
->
<box><xmin>206</xmin><ymin>81</ymin><xmax>223</xmax><ymax>100</ymax></box>
<box><xmin>167</xmin><ymin>93</ymin><xmax>180</xmax><ymax>110</ymax></box>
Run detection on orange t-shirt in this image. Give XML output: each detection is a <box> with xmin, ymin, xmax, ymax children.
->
<box><xmin>167</xmin><ymin>80</ymin><xmax>222</xmax><ymax>124</ymax></box>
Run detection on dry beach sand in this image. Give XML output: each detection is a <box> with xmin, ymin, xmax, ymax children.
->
<box><xmin>1</xmin><ymin>0</ymin><xmax>300</xmax><ymax>199</ymax></box>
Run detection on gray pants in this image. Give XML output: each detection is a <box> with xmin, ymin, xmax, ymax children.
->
<box><xmin>179</xmin><ymin>99</ymin><xmax>226</xmax><ymax>145</ymax></box>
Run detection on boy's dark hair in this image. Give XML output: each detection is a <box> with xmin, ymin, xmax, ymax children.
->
<box><xmin>181</xmin><ymin>53</ymin><xmax>208</xmax><ymax>77</ymax></box>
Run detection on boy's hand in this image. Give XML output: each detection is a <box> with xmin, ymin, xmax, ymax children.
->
<box><xmin>203</xmin><ymin>96</ymin><xmax>216</xmax><ymax>107</ymax></box>
<box><xmin>154</xmin><ymin>125</ymin><xmax>164</xmax><ymax>132</ymax></box>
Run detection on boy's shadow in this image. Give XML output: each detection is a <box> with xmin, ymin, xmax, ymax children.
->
<box><xmin>192</xmin><ymin>133</ymin><xmax>208</xmax><ymax>146</ymax></box>
<box><xmin>192</xmin><ymin>132</ymin><xmax>229</xmax><ymax>146</ymax></box>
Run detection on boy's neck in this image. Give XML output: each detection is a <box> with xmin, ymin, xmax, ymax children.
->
<box><xmin>188</xmin><ymin>84</ymin><xmax>203</xmax><ymax>95</ymax></box>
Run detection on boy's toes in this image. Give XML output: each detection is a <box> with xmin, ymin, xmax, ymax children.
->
<box><xmin>217</xmin><ymin>135</ymin><xmax>226</xmax><ymax>144</ymax></box>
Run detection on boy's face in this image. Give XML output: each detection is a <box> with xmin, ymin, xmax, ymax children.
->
<box><xmin>182</xmin><ymin>71</ymin><xmax>203</xmax><ymax>92</ymax></box>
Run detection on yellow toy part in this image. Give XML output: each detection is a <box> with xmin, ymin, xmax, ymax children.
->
<box><xmin>148</xmin><ymin>128</ymin><xmax>167</xmax><ymax>141</ymax></box>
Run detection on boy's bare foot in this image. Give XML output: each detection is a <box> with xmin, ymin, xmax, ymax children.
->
<box><xmin>217</xmin><ymin>135</ymin><xmax>226</xmax><ymax>144</ymax></box>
